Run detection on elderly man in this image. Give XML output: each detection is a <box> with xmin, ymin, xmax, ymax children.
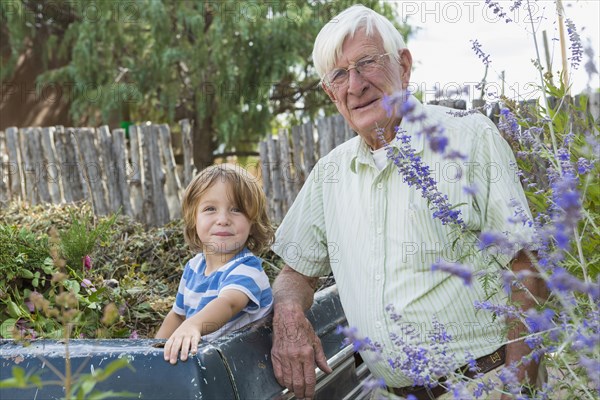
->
<box><xmin>271</xmin><ymin>5</ymin><xmax>544</xmax><ymax>400</ymax></box>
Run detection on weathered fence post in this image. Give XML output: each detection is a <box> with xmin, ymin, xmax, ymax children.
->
<box><xmin>278</xmin><ymin>129</ymin><xmax>295</xmax><ymax>214</ymax></box>
<box><xmin>98</xmin><ymin>125</ymin><xmax>122</xmax><ymax>214</ymax></box>
<box><xmin>111</xmin><ymin>128</ymin><xmax>133</xmax><ymax>217</ymax></box>
<box><xmin>266</xmin><ymin>135</ymin><xmax>284</xmax><ymax>223</ymax></box>
<box><xmin>30</xmin><ymin>128</ymin><xmax>52</xmax><ymax>204</ymax></box>
<box><xmin>40</xmin><ymin>127</ymin><xmax>62</xmax><ymax>204</ymax></box>
<box><xmin>64</xmin><ymin>127</ymin><xmax>88</xmax><ymax>202</ymax></box>
<box><xmin>333</xmin><ymin>115</ymin><xmax>346</xmax><ymax>147</ymax></box>
<box><xmin>158</xmin><ymin>124</ymin><xmax>182</xmax><ymax>220</ymax></box>
<box><xmin>20</xmin><ymin>128</ymin><xmax>39</xmax><ymax>205</ymax></box>
<box><xmin>317</xmin><ymin>117</ymin><xmax>334</xmax><ymax>159</ymax></box>
<box><xmin>140</xmin><ymin>124</ymin><xmax>170</xmax><ymax>226</ymax></box>
<box><xmin>128</xmin><ymin>125</ymin><xmax>144</xmax><ymax>221</ymax></box>
<box><xmin>179</xmin><ymin>119</ymin><xmax>195</xmax><ymax>187</ymax></box>
<box><xmin>0</xmin><ymin>131</ymin><xmax>8</xmax><ymax>204</ymax></box>
<box><xmin>5</xmin><ymin>127</ymin><xmax>22</xmax><ymax>202</ymax></box>
<box><xmin>290</xmin><ymin>124</ymin><xmax>305</xmax><ymax>195</ymax></box>
<box><xmin>301</xmin><ymin>122</ymin><xmax>316</xmax><ymax>177</ymax></box>
<box><xmin>258</xmin><ymin>140</ymin><xmax>272</xmax><ymax>219</ymax></box>
<box><xmin>75</xmin><ymin>127</ymin><xmax>108</xmax><ymax>216</ymax></box>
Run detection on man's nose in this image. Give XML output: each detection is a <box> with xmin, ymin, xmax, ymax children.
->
<box><xmin>347</xmin><ymin>68</ymin><xmax>368</xmax><ymax>95</ymax></box>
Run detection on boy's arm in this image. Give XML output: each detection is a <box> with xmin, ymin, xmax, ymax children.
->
<box><xmin>163</xmin><ymin>289</ymin><xmax>250</xmax><ymax>364</ymax></box>
<box><xmin>155</xmin><ymin>310</ymin><xmax>185</xmax><ymax>339</ymax></box>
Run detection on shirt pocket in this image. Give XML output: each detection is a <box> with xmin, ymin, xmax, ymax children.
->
<box><xmin>402</xmin><ymin>208</ymin><xmax>471</xmax><ymax>272</ymax></box>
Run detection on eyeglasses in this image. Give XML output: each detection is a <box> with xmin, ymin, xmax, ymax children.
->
<box><xmin>323</xmin><ymin>53</ymin><xmax>390</xmax><ymax>90</ymax></box>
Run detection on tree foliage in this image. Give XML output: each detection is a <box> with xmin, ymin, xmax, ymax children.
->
<box><xmin>1</xmin><ymin>0</ymin><xmax>411</xmax><ymax>167</ymax></box>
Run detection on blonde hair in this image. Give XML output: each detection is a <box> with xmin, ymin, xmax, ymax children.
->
<box><xmin>182</xmin><ymin>163</ymin><xmax>274</xmax><ymax>254</ymax></box>
<box><xmin>312</xmin><ymin>4</ymin><xmax>406</xmax><ymax>79</ymax></box>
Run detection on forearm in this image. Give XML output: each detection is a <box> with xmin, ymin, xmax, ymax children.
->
<box><xmin>272</xmin><ymin>265</ymin><xmax>319</xmax><ymax>312</ymax></box>
<box><xmin>186</xmin><ymin>296</ymin><xmax>246</xmax><ymax>336</ymax></box>
<box><xmin>506</xmin><ymin>250</ymin><xmax>548</xmax><ymax>384</ymax></box>
<box><xmin>155</xmin><ymin>310</ymin><xmax>185</xmax><ymax>339</ymax></box>
<box><xmin>270</xmin><ymin>265</ymin><xmax>332</xmax><ymax>398</ymax></box>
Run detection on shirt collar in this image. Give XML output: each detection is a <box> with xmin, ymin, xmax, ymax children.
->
<box><xmin>350</xmin><ymin>95</ymin><xmax>426</xmax><ymax>173</ymax></box>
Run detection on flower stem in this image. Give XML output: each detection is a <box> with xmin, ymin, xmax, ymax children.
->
<box><xmin>555</xmin><ymin>0</ymin><xmax>571</xmax><ymax>96</ymax></box>
<box><xmin>526</xmin><ymin>0</ymin><xmax>561</xmax><ymax>172</ymax></box>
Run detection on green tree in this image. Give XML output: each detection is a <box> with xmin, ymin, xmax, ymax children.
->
<box><xmin>1</xmin><ymin>0</ymin><xmax>411</xmax><ymax>168</ymax></box>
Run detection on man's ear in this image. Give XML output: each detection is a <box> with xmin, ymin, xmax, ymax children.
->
<box><xmin>398</xmin><ymin>48</ymin><xmax>413</xmax><ymax>90</ymax></box>
<box><xmin>322</xmin><ymin>82</ymin><xmax>338</xmax><ymax>103</ymax></box>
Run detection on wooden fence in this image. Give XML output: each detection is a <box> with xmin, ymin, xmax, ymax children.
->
<box><xmin>0</xmin><ymin>120</ymin><xmax>196</xmax><ymax>226</ymax></box>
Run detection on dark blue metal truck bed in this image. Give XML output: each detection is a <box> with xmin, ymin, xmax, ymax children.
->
<box><xmin>0</xmin><ymin>285</ymin><xmax>372</xmax><ymax>399</ymax></box>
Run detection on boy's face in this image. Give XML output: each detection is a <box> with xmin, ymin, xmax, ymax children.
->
<box><xmin>195</xmin><ymin>180</ymin><xmax>251</xmax><ymax>267</ymax></box>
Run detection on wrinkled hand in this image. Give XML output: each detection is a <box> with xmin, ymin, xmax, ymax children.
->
<box><xmin>271</xmin><ymin>304</ymin><xmax>332</xmax><ymax>399</ymax></box>
<box><xmin>164</xmin><ymin>319</ymin><xmax>201</xmax><ymax>364</ymax></box>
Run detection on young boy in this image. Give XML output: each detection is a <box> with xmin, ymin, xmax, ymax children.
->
<box><xmin>156</xmin><ymin>163</ymin><xmax>274</xmax><ymax>364</ymax></box>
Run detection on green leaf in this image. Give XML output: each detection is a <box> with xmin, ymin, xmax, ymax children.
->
<box><xmin>19</xmin><ymin>269</ymin><xmax>34</xmax><ymax>279</ymax></box>
<box><xmin>42</xmin><ymin>257</ymin><xmax>55</xmax><ymax>274</ymax></box>
<box><xmin>6</xmin><ymin>301</ymin><xmax>23</xmax><ymax>319</ymax></box>
<box><xmin>63</xmin><ymin>279</ymin><xmax>81</xmax><ymax>294</ymax></box>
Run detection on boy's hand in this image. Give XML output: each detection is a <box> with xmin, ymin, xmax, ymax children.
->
<box><xmin>164</xmin><ymin>320</ymin><xmax>202</xmax><ymax>364</ymax></box>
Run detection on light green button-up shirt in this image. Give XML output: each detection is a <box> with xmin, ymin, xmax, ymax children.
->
<box><xmin>272</xmin><ymin>98</ymin><xmax>534</xmax><ymax>387</ymax></box>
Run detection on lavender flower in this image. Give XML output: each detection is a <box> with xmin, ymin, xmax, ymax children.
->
<box><xmin>431</xmin><ymin>260</ymin><xmax>473</xmax><ymax>285</ymax></box>
<box><xmin>498</xmin><ymin>108</ymin><xmax>520</xmax><ymax>142</ymax></box>
<box><xmin>547</xmin><ymin>267</ymin><xmax>590</xmax><ymax>295</ymax></box>
<box><xmin>382</xmin><ymin>92</ymin><xmax>452</xmax><ymax>156</ymax></box>
<box><xmin>579</xmin><ymin>356</ymin><xmax>600</xmax><ymax>393</ymax></box>
<box><xmin>360</xmin><ymin>378</ymin><xmax>386</xmax><ymax>396</ymax></box>
<box><xmin>473</xmin><ymin>300</ymin><xmax>521</xmax><ymax>319</ymax></box>
<box><xmin>524</xmin><ymin>309</ymin><xmax>555</xmax><ymax>333</ymax></box>
<box><xmin>565</xmin><ymin>19</ymin><xmax>583</xmax><ymax>70</ymax></box>
<box><xmin>509</xmin><ymin>0</ymin><xmax>523</xmax><ymax>12</ymax></box>
<box><xmin>471</xmin><ymin>39</ymin><xmax>492</xmax><ymax>65</ymax></box>
<box><xmin>463</xmin><ymin>184</ymin><xmax>478</xmax><ymax>196</ymax></box>
<box><xmin>379</xmin><ymin>129</ymin><xmax>465</xmax><ymax>228</ymax></box>
<box><xmin>498</xmin><ymin>364</ymin><xmax>521</xmax><ymax>396</ymax></box>
<box><xmin>576</xmin><ymin>157</ymin><xmax>595</xmax><ymax>175</ymax></box>
<box><xmin>386</xmin><ymin>314</ymin><xmax>460</xmax><ymax>388</ymax></box>
<box><xmin>584</xmin><ymin>45</ymin><xmax>599</xmax><ymax>80</ymax></box>
<box><xmin>484</xmin><ymin>0</ymin><xmax>512</xmax><ymax>23</ymax></box>
<box><xmin>336</xmin><ymin>325</ymin><xmax>381</xmax><ymax>353</ymax></box>
<box><xmin>478</xmin><ymin>231</ymin><xmax>515</xmax><ymax>255</ymax></box>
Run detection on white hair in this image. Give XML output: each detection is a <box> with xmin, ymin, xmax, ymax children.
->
<box><xmin>312</xmin><ymin>4</ymin><xmax>407</xmax><ymax>79</ymax></box>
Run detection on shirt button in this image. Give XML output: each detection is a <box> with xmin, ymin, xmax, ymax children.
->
<box><xmin>377</xmin><ymin>183</ymin><xmax>383</xmax><ymax>189</ymax></box>
<box><xmin>375</xmin><ymin>322</ymin><xmax>382</xmax><ymax>329</ymax></box>
<box><xmin>377</xmin><ymin>226</ymin><xmax>383</xmax><ymax>234</ymax></box>
<box><xmin>375</xmin><ymin>274</ymin><xmax>381</xmax><ymax>281</ymax></box>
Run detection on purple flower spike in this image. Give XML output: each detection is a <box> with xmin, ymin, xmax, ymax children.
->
<box><xmin>431</xmin><ymin>260</ymin><xmax>473</xmax><ymax>286</ymax></box>
<box><xmin>524</xmin><ymin>309</ymin><xmax>555</xmax><ymax>333</ymax></box>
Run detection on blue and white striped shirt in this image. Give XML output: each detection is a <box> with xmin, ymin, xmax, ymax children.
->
<box><xmin>173</xmin><ymin>248</ymin><xmax>273</xmax><ymax>341</ymax></box>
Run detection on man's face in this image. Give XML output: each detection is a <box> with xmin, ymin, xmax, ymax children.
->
<box><xmin>323</xmin><ymin>29</ymin><xmax>412</xmax><ymax>149</ymax></box>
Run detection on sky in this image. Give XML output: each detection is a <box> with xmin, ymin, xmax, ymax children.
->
<box><xmin>397</xmin><ymin>0</ymin><xmax>600</xmax><ymax>106</ymax></box>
